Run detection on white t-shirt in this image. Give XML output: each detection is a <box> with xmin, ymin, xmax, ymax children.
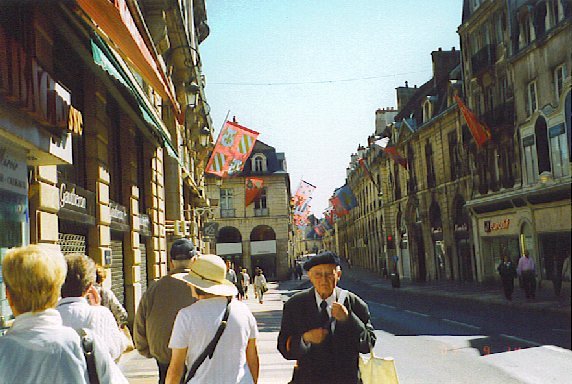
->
<box><xmin>169</xmin><ymin>297</ymin><xmax>258</xmax><ymax>384</ymax></box>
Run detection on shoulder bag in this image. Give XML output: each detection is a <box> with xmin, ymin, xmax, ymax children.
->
<box><xmin>359</xmin><ymin>348</ymin><xmax>399</xmax><ymax>384</ymax></box>
<box><xmin>76</xmin><ymin>328</ymin><xmax>100</xmax><ymax>384</ymax></box>
<box><xmin>185</xmin><ymin>297</ymin><xmax>232</xmax><ymax>383</ymax></box>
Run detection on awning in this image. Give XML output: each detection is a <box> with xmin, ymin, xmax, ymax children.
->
<box><xmin>76</xmin><ymin>0</ymin><xmax>183</xmax><ymax>124</ymax></box>
<box><xmin>91</xmin><ymin>36</ymin><xmax>177</xmax><ymax>158</ymax></box>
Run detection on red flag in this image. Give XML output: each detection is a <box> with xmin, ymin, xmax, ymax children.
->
<box><xmin>245</xmin><ymin>177</ymin><xmax>264</xmax><ymax>207</ymax></box>
<box><xmin>206</xmin><ymin>121</ymin><xmax>259</xmax><ymax>177</ymax></box>
<box><xmin>382</xmin><ymin>146</ymin><xmax>408</xmax><ymax>169</ymax></box>
<box><xmin>330</xmin><ymin>195</ymin><xmax>349</xmax><ymax>217</ymax></box>
<box><xmin>454</xmin><ymin>95</ymin><xmax>491</xmax><ymax>147</ymax></box>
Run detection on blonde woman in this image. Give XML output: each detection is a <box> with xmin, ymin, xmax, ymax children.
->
<box><xmin>0</xmin><ymin>244</ymin><xmax>126</xmax><ymax>383</ymax></box>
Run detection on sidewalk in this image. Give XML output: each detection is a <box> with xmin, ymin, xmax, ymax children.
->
<box><xmin>119</xmin><ymin>279</ymin><xmax>308</xmax><ymax>383</ymax></box>
<box><xmin>340</xmin><ymin>265</ymin><xmax>571</xmax><ymax>316</ymax></box>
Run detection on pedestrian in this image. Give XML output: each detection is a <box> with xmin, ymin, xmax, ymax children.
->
<box><xmin>226</xmin><ymin>260</ymin><xmax>238</xmax><ymax>285</ymax></box>
<box><xmin>134</xmin><ymin>238</ymin><xmax>197</xmax><ymax>384</ymax></box>
<box><xmin>57</xmin><ymin>253</ymin><xmax>129</xmax><ymax>362</ymax></box>
<box><xmin>517</xmin><ymin>250</ymin><xmax>536</xmax><ymax>300</ymax></box>
<box><xmin>278</xmin><ymin>251</ymin><xmax>376</xmax><ymax>384</ymax></box>
<box><xmin>253</xmin><ymin>268</ymin><xmax>268</xmax><ymax>304</ymax></box>
<box><xmin>167</xmin><ymin>254</ymin><xmax>260</xmax><ymax>384</ymax></box>
<box><xmin>296</xmin><ymin>262</ymin><xmax>303</xmax><ymax>280</ymax></box>
<box><xmin>497</xmin><ymin>254</ymin><xmax>517</xmax><ymax>301</ymax></box>
<box><xmin>552</xmin><ymin>256</ymin><xmax>563</xmax><ymax>297</ymax></box>
<box><xmin>237</xmin><ymin>266</ymin><xmax>245</xmax><ymax>300</ymax></box>
<box><xmin>241</xmin><ymin>268</ymin><xmax>251</xmax><ymax>299</ymax></box>
<box><xmin>90</xmin><ymin>264</ymin><xmax>129</xmax><ymax>327</ymax></box>
<box><xmin>0</xmin><ymin>244</ymin><xmax>127</xmax><ymax>384</ymax></box>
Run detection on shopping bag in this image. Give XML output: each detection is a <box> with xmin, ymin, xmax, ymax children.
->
<box><xmin>359</xmin><ymin>349</ymin><xmax>399</xmax><ymax>384</ymax></box>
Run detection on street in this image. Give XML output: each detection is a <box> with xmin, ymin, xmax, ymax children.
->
<box><xmin>121</xmin><ymin>276</ymin><xmax>572</xmax><ymax>383</ymax></box>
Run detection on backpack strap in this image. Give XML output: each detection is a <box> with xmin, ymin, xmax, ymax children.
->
<box><xmin>185</xmin><ymin>297</ymin><xmax>232</xmax><ymax>383</ymax></box>
<box><xmin>76</xmin><ymin>328</ymin><xmax>100</xmax><ymax>384</ymax></box>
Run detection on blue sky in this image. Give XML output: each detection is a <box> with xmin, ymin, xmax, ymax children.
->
<box><xmin>201</xmin><ymin>0</ymin><xmax>462</xmax><ymax>216</ymax></box>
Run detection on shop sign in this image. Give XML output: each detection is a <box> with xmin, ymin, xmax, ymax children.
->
<box><xmin>139</xmin><ymin>213</ymin><xmax>151</xmax><ymax>236</ymax></box>
<box><xmin>110</xmin><ymin>201</ymin><xmax>128</xmax><ymax>224</ymax></box>
<box><xmin>484</xmin><ymin>218</ymin><xmax>510</xmax><ymax>233</ymax></box>
<box><xmin>203</xmin><ymin>222</ymin><xmax>218</xmax><ymax>238</ymax></box>
<box><xmin>0</xmin><ymin>146</ymin><xmax>27</xmax><ymax>196</ymax></box>
<box><xmin>58</xmin><ymin>182</ymin><xmax>95</xmax><ymax>217</ymax></box>
<box><xmin>454</xmin><ymin>223</ymin><xmax>470</xmax><ymax>239</ymax></box>
<box><xmin>0</xmin><ymin>25</ymin><xmax>83</xmax><ymax>135</ymax></box>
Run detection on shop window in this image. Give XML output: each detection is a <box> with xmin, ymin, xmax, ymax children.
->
<box><xmin>535</xmin><ymin>116</ymin><xmax>551</xmax><ymax>174</ymax></box>
<box><xmin>526</xmin><ymin>80</ymin><xmax>538</xmax><ymax>116</ymax></box>
<box><xmin>549</xmin><ymin>123</ymin><xmax>570</xmax><ymax>178</ymax></box>
<box><xmin>554</xmin><ymin>64</ymin><xmax>567</xmax><ymax>100</ymax></box>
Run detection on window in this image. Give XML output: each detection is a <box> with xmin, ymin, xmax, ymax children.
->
<box><xmin>254</xmin><ymin>188</ymin><xmax>267</xmax><ymax>209</ymax></box>
<box><xmin>220</xmin><ymin>188</ymin><xmax>235</xmax><ymax>217</ymax></box>
<box><xmin>485</xmin><ymin>86</ymin><xmax>494</xmax><ymax>113</ymax></box>
<box><xmin>535</xmin><ymin>116</ymin><xmax>551</xmax><ymax>174</ymax></box>
<box><xmin>519</xmin><ymin>15</ymin><xmax>534</xmax><ymax>48</ymax></box>
<box><xmin>554</xmin><ymin>64</ymin><xmax>567</xmax><ymax>100</ymax></box>
<box><xmin>549</xmin><ymin>124</ymin><xmax>569</xmax><ymax>178</ymax></box>
<box><xmin>547</xmin><ymin>0</ymin><xmax>561</xmax><ymax>28</ymax></box>
<box><xmin>423</xmin><ymin>100</ymin><xmax>432</xmax><ymax>122</ymax></box>
<box><xmin>425</xmin><ymin>142</ymin><xmax>435</xmax><ymax>188</ymax></box>
<box><xmin>251</xmin><ymin>154</ymin><xmax>267</xmax><ymax>173</ymax></box>
<box><xmin>526</xmin><ymin>81</ymin><xmax>538</xmax><ymax>116</ymax></box>
<box><xmin>522</xmin><ymin>134</ymin><xmax>538</xmax><ymax>184</ymax></box>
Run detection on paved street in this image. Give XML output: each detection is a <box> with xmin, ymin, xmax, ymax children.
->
<box><xmin>120</xmin><ymin>267</ymin><xmax>571</xmax><ymax>383</ymax></box>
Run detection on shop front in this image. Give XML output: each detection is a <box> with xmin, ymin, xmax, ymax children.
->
<box><xmin>57</xmin><ymin>182</ymin><xmax>95</xmax><ymax>258</ymax></box>
<box><xmin>110</xmin><ymin>201</ymin><xmax>130</xmax><ymax>306</ymax></box>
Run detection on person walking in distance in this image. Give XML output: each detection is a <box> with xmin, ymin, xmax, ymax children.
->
<box><xmin>517</xmin><ymin>250</ymin><xmax>536</xmax><ymax>300</ymax></box>
<box><xmin>278</xmin><ymin>251</ymin><xmax>376</xmax><ymax>384</ymax></box>
<box><xmin>167</xmin><ymin>254</ymin><xmax>260</xmax><ymax>384</ymax></box>
<box><xmin>253</xmin><ymin>269</ymin><xmax>268</xmax><ymax>304</ymax></box>
<box><xmin>241</xmin><ymin>268</ymin><xmax>251</xmax><ymax>300</ymax></box>
<box><xmin>134</xmin><ymin>239</ymin><xmax>197</xmax><ymax>383</ymax></box>
<box><xmin>497</xmin><ymin>254</ymin><xmax>517</xmax><ymax>301</ymax></box>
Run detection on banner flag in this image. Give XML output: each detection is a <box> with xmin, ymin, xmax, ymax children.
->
<box><xmin>245</xmin><ymin>177</ymin><xmax>264</xmax><ymax>207</ymax></box>
<box><xmin>206</xmin><ymin>121</ymin><xmax>259</xmax><ymax>177</ymax></box>
<box><xmin>292</xmin><ymin>180</ymin><xmax>316</xmax><ymax>215</ymax></box>
<box><xmin>358</xmin><ymin>157</ymin><xmax>380</xmax><ymax>193</ymax></box>
<box><xmin>454</xmin><ymin>95</ymin><xmax>491</xmax><ymax>147</ymax></box>
<box><xmin>382</xmin><ymin>146</ymin><xmax>408</xmax><ymax>169</ymax></box>
<box><xmin>331</xmin><ymin>195</ymin><xmax>348</xmax><ymax>217</ymax></box>
<box><xmin>335</xmin><ymin>184</ymin><xmax>358</xmax><ymax>211</ymax></box>
<box><xmin>314</xmin><ymin>224</ymin><xmax>325</xmax><ymax>237</ymax></box>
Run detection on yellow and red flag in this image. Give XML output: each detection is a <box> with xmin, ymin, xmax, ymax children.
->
<box><xmin>206</xmin><ymin>121</ymin><xmax>259</xmax><ymax>177</ymax></box>
<box><xmin>245</xmin><ymin>177</ymin><xmax>264</xmax><ymax>207</ymax></box>
<box><xmin>454</xmin><ymin>95</ymin><xmax>491</xmax><ymax>147</ymax></box>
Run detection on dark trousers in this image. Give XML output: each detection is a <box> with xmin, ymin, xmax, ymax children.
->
<box><xmin>501</xmin><ymin>278</ymin><xmax>515</xmax><ymax>300</ymax></box>
<box><xmin>521</xmin><ymin>271</ymin><xmax>536</xmax><ymax>299</ymax></box>
<box><xmin>157</xmin><ymin>360</ymin><xmax>187</xmax><ymax>384</ymax></box>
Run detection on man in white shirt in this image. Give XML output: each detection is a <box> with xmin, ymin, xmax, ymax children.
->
<box><xmin>57</xmin><ymin>253</ymin><xmax>129</xmax><ymax>361</ymax></box>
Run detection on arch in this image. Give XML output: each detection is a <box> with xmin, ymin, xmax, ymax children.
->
<box><xmin>534</xmin><ymin>115</ymin><xmax>551</xmax><ymax>174</ymax></box>
<box><xmin>217</xmin><ymin>226</ymin><xmax>242</xmax><ymax>243</ymax></box>
<box><xmin>251</xmin><ymin>153</ymin><xmax>267</xmax><ymax>173</ymax></box>
<box><xmin>429</xmin><ymin>200</ymin><xmax>442</xmax><ymax>229</ymax></box>
<box><xmin>250</xmin><ymin>225</ymin><xmax>276</xmax><ymax>241</ymax></box>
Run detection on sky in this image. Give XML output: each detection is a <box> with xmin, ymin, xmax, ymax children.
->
<box><xmin>200</xmin><ymin>0</ymin><xmax>462</xmax><ymax>217</ymax></box>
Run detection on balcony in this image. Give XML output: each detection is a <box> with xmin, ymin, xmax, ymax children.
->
<box><xmin>254</xmin><ymin>208</ymin><xmax>269</xmax><ymax>217</ymax></box>
<box><xmin>220</xmin><ymin>208</ymin><xmax>236</xmax><ymax>218</ymax></box>
<box><xmin>479</xmin><ymin>102</ymin><xmax>515</xmax><ymax>136</ymax></box>
<box><xmin>471</xmin><ymin>44</ymin><xmax>496</xmax><ymax>75</ymax></box>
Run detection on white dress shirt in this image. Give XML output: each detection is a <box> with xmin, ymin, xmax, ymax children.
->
<box><xmin>57</xmin><ymin>296</ymin><xmax>128</xmax><ymax>361</ymax></box>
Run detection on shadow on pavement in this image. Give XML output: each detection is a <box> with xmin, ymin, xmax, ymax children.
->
<box><xmin>252</xmin><ymin>309</ymin><xmax>284</xmax><ymax>333</ymax></box>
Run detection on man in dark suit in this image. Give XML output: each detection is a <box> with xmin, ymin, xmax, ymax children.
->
<box><xmin>278</xmin><ymin>251</ymin><xmax>376</xmax><ymax>384</ymax></box>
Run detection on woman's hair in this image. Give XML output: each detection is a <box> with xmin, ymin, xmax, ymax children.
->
<box><xmin>2</xmin><ymin>244</ymin><xmax>67</xmax><ymax>313</ymax></box>
<box><xmin>95</xmin><ymin>265</ymin><xmax>107</xmax><ymax>285</ymax></box>
<box><xmin>60</xmin><ymin>254</ymin><xmax>97</xmax><ymax>298</ymax></box>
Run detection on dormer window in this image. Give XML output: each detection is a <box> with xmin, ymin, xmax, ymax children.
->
<box><xmin>423</xmin><ymin>99</ymin><xmax>433</xmax><ymax>123</ymax></box>
<box><xmin>252</xmin><ymin>154</ymin><xmax>267</xmax><ymax>173</ymax></box>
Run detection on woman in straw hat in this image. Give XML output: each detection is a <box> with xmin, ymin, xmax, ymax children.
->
<box><xmin>166</xmin><ymin>254</ymin><xmax>260</xmax><ymax>384</ymax></box>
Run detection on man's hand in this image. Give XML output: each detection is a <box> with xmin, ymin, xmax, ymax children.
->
<box><xmin>302</xmin><ymin>328</ymin><xmax>329</xmax><ymax>345</ymax></box>
<box><xmin>331</xmin><ymin>302</ymin><xmax>349</xmax><ymax>322</ymax></box>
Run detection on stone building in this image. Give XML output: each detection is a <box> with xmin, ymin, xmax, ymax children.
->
<box><xmin>460</xmin><ymin>0</ymin><xmax>571</xmax><ymax>283</ymax></box>
<box><xmin>0</xmin><ymin>1</ymin><xmax>212</xmax><ymax>324</ymax></box>
<box><xmin>205</xmin><ymin>140</ymin><xmax>292</xmax><ymax>280</ymax></box>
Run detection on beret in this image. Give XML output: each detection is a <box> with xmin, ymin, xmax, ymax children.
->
<box><xmin>170</xmin><ymin>238</ymin><xmax>196</xmax><ymax>260</ymax></box>
<box><xmin>303</xmin><ymin>251</ymin><xmax>341</xmax><ymax>271</ymax></box>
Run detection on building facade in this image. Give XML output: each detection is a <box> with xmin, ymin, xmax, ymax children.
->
<box><xmin>0</xmin><ymin>0</ymin><xmax>213</xmax><ymax>325</ymax></box>
<box><xmin>205</xmin><ymin>140</ymin><xmax>292</xmax><ymax>280</ymax></box>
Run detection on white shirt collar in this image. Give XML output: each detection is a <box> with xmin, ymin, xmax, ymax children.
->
<box><xmin>57</xmin><ymin>296</ymin><xmax>88</xmax><ymax>306</ymax></box>
<box><xmin>314</xmin><ymin>289</ymin><xmax>336</xmax><ymax>311</ymax></box>
<box><xmin>9</xmin><ymin>308</ymin><xmax>62</xmax><ymax>333</ymax></box>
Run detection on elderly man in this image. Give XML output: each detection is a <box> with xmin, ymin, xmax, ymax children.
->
<box><xmin>134</xmin><ymin>238</ymin><xmax>198</xmax><ymax>383</ymax></box>
<box><xmin>278</xmin><ymin>251</ymin><xmax>375</xmax><ymax>384</ymax></box>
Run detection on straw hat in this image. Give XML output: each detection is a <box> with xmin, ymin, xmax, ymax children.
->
<box><xmin>172</xmin><ymin>254</ymin><xmax>238</xmax><ymax>297</ymax></box>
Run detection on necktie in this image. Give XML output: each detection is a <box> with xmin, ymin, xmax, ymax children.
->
<box><xmin>320</xmin><ymin>300</ymin><xmax>329</xmax><ymax>327</ymax></box>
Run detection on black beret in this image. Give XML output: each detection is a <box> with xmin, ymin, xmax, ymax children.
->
<box><xmin>170</xmin><ymin>238</ymin><xmax>196</xmax><ymax>260</ymax></box>
<box><xmin>303</xmin><ymin>251</ymin><xmax>341</xmax><ymax>271</ymax></box>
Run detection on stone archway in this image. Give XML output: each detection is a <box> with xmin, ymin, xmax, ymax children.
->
<box><xmin>405</xmin><ymin>197</ymin><xmax>426</xmax><ymax>282</ymax></box>
<box><xmin>216</xmin><ymin>226</ymin><xmax>243</xmax><ymax>269</ymax></box>
<box><xmin>250</xmin><ymin>225</ymin><xmax>277</xmax><ymax>279</ymax></box>
<box><xmin>429</xmin><ymin>200</ymin><xmax>446</xmax><ymax>280</ymax></box>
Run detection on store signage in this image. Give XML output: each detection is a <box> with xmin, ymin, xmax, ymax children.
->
<box><xmin>58</xmin><ymin>182</ymin><xmax>94</xmax><ymax>217</ymax></box>
<box><xmin>484</xmin><ymin>219</ymin><xmax>510</xmax><ymax>233</ymax></box>
<box><xmin>0</xmin><ymin>146</ymin><xmax>27</xmax><ymax>196</ymax></box>
<box><xmin>203</xmin><ymin>222</ymin><xmax>219</xmax><ymax>237</ymax></box>
<box><xmin>139</xmin><ymin>213</ymin><xmax>151</xmax><ymax>236</ymax></box>
<box><xmin>110</xmin><ymin>201</ymin><xmax>128</xmax><ymax>224</ymax></box>
<box><xmin>0</xmin><ymin>25</ymin><xmax>83</xmax><ymax>135</ymax></box>
<box><xmin>454</xmin><ymin>223</ymin><xmax>468</xmax><ymax>232</ymax></box>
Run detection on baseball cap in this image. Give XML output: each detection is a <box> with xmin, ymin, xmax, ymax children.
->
<box><xmin>170</xmin><ymin>239</ymin><xmax>196</xmax><ymax>260</ymax></box>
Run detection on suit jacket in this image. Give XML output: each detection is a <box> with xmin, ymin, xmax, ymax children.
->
<box><xmin>278</xmin><ymin>287</ymin><xmax>376</xmax><ymax>384</ymax></box>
